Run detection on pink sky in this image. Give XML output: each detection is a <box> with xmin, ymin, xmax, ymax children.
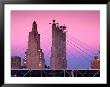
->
<box><xmin>11</xmin><ymin>10</ymin><xmax>100</xmax><ymax>69</ymax></box>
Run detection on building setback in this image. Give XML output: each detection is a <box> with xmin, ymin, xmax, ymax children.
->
<box><xmin>50</xmin><ymin>20</ymin><xmax>67</xmax><ymax>69</ymax></box>
<box><xmin>25</xmin><ymin>21</ymin><xmax>45</xmax><ymax>69</ymax></box>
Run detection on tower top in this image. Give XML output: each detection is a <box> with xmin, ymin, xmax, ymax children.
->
<box><xmin>52</xmin><ymin>20</ymin><xmax>56</xmax><ymax>24</ymax></box>
<box><xmin>32</xmin><ymin>21</ymin><xmax>37</xmax><ymax>33</ymax></box>
<box><xmin>33</xmin><ymin>21</ymin><xmax>36</xmax><ymax>24</ymax></box>
<box><xmin>53</xmin><ymin>20</ymin><xmax>56</xmax><ymax>22</ymax></box>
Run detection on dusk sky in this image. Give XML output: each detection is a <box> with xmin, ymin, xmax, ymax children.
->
<box><xmin>11</xmin><ymin>10</ymin><xmax>100</xmax><ymax>69</ymax></box>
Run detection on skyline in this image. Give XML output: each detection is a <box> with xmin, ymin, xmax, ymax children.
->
<box><xmin>11</xmin><ymin>10</ymin><xmax>100</xmax><ymax>69</ymax></box>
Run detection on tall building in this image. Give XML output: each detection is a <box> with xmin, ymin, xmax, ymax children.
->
<box><xmin>25</xmin><ymin>21</ymin><xmax>45</xmax><ymax>69</ymax></box>
<box><xmin>50</xmin><ymin>20</ymin><xmax>67</xmax><ymax>69</ymax></box>
<box><xmin>11</xmin><ymin>56</ymin><xmax>21</xmax><ymax>69</ymax></box>
<box><xmin>91</xmin><ymin>55</ymin><xmax>100</xmax><ymax>69</ymax></box>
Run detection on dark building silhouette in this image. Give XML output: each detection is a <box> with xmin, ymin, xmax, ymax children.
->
<box><xmin>11</xmin><ymin>56</ymin><xmax>21</xmax><ymax>69</ymax></box>
<box><xmin>91</xmin><ymin>55</ymin><xmax>100</xmax><ymax>69</ymax></box>
<box><xmin>25</xmin><ymin>21</ymin><xmax>45</xmax><ymax>69</ymax></box>
<box><xmin>50</xmin><ymin>20</ymin><xmax>67</xmax><ymax>69</ymax></box>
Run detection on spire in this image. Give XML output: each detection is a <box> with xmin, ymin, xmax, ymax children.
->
<box><xmin>32</xmin><ymin>21</ymin><xmax>37</xmax><ymax>33</ymax></box>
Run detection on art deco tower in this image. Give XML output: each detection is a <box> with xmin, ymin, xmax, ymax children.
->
<box><xmin>50</xmin><ymin>20</ymin><xmax>67</xmax><ymax>69</ymax></box>
<box><xmin>25</xmin><ymin>21</ymin><xmax>45</xmax><ymax>69</ymax></box>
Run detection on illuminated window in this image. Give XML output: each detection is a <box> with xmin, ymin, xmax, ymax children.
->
<box><xmin>38</xmin><ymin>49</ymin><xmax>40</xmax><ymax>51</ymax></box>
<box><xmin>24</xmin><ymin>62</ymin><xmax>26</xmax><ymax>64</ymax></box>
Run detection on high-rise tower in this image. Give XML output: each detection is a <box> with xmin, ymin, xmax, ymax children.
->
<box><xmin>50</xmin><ymin>20</ymin><xmax>67</xmax><ymax>69</ymax></box>
<box><xmin>25</xmin><ymin>21</ymin><xmax>45</xmax><ymax>69</ymax></box>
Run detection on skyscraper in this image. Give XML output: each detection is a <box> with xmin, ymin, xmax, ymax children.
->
<box><xmin>25</xmin><ymin>21</ymin><xmax>45</xmax><ymax>69</ymax></box>
<box><xmin>50</xmin><ymin>20</ymin><xmax>67</xmax><ymax>69</ymax></box>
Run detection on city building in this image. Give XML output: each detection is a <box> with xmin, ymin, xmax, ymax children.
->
<box><xmin>50</xmin><ymin>20</ymin><xmax>67</xmax><ymax>69</ymax></box>
<box><xmin>22</xmin><ymin>52</ymin><xmax>27</xmax><ymax>69</ymax></box>
<box><xmin>25</xmin><ymin>21</ymin><xmax>45</xmax><ymax>69</ymax></box>
<box><xmin>11</xmin><ymin>56</ymin><xmax>21</xmax><ymax>69</ymax></box>
<box><xmin>91</xmin><ymin>55</ymin><xmax>100</xmax><ymax>69</ymax></box>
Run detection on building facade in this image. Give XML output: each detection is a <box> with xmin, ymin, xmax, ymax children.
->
<box><xmin>25</xmin><ymin>21</ymin><xmax>45</xmax><ymax>69</ymax></box>
<box><xmin>11</xmin><ymin>56</ymin><xmax>21</xmax><ymax>69</ymax></box>
<box><xmin>91</xmin><ymin>55</ymin><xmax>100</xmax><ymax>69</ymax></box>
<box><xmin>50</xmin><ymin>20</ymin><xmax>67</xmax><ymax>69</ymax></box>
